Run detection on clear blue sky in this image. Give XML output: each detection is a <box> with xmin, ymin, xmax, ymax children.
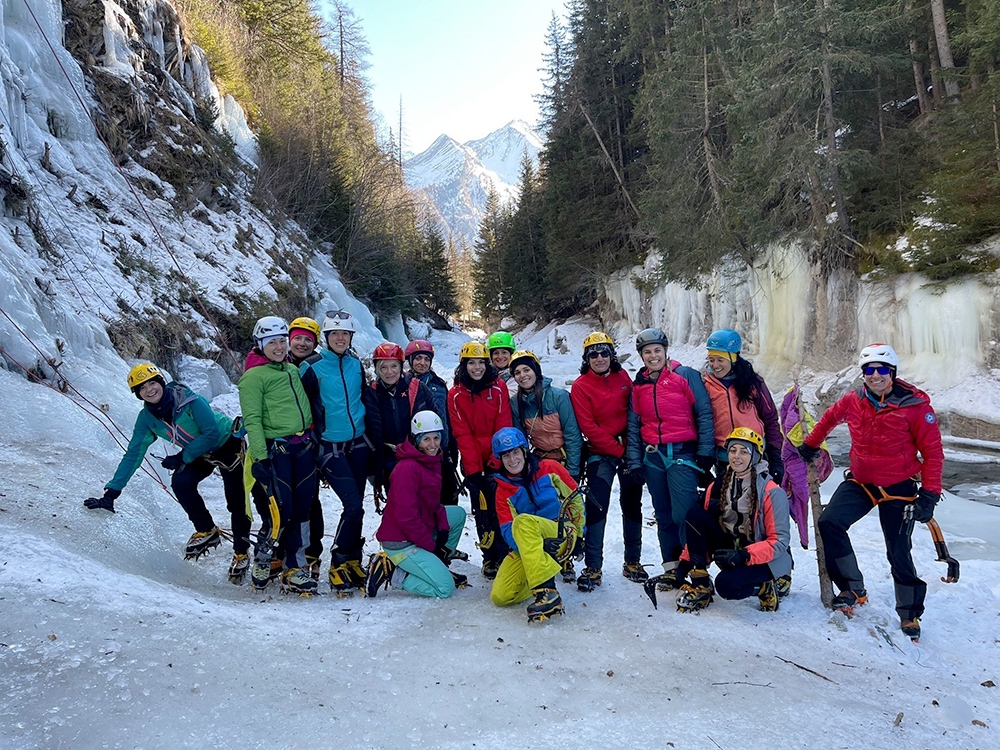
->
<box><xmin>328</xmin><ymin>1</ymin><xmax>566</xmax><ymax>153</ymax></box>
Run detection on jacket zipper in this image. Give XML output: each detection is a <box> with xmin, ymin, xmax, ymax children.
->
<box><xmin>286</xmin><ymin>366</ymin><xmax>307</xmax><ymax>431</ymax></box>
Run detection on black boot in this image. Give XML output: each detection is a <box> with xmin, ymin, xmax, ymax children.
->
<box><xmin>527</xmin><ymin>578</ymin><xmax>564</xmax><ymax>623</ymax></box>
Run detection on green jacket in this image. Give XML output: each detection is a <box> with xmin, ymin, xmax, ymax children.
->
<box><xmin>106</xmin><ymin>383</ymin><xmax>231</xmax><ymax>492</ymax></box>
<box><xmin>237</xmin><ymin>356</ymin><xmax>313</xmax><ymax>460</ymax></box>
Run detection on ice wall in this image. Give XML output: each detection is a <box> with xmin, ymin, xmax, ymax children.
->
<box><xmin>602</xmin><ymin>242</ymin><xmax>997</xmax><ymax>389</ymax></box>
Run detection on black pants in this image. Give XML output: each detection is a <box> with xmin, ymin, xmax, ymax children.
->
<box><xmin>818</xmin><ymin>479</ymin><xmax>926</xmax><ymax>621</ymax></box>
<box><xmin>317</xmin><ymin>439</ymin><xmax>369</xmax><ymax>564</ymax></box>
<box><xmin>440</xmin><ymin>443</ymin><xmax>460</xmax><ymax>506</ymax></box>
<box><xmin>467</xmin><ymin>471</ymin><xmax>509</xmax><ymax>565</ymax></box>
<box><xmin>258</xmin><ymin>438</ymin><xmax>317</xmax><ymax>570</ymax></box>
<box><xmin>584</xmin><ymin>456</ymin><xmax>644</xmax><ymax>569</ymax></box>
<box><xmin>172</xmin><ymin>436</ymin><xmax>251</xmax><ymax>553</ymax></box>
<box><xmin>304</xmin><ymin>482</ymin><xmax>324</xmax><ymax>562</ymax></box>
<box><xmin>683</xmin><ymin>504</ymin><xmax>775</xmax><ymax>600</ymax></box>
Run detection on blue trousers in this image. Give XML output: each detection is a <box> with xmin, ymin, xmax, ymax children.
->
<box><xmin>643</xmin><ymin>446</ymin><xmax>699</xmax><ymax>570</ymax></box>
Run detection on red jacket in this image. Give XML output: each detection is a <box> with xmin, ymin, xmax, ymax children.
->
<box><xmin>447</xmin><ymin>379</ymin><xmax>513</xmax><ymax>475</ymax></box>
<box><xmin>376</xmin><ymin>441</ymin><xmax>448</xmax><ymax>551</ymax></box>
<box><xmin>803</xmin><ymin>379</ymin><xmax>943</xmax><ymax>493</ymax></box>
<box><xmin>570</xmin><ymin>369</ymin><xmax>632</xmax><ymax>459</ymax></box>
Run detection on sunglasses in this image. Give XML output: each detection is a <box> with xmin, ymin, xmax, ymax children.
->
<box><xmin>586</xmin><ymin>347</ymin><xmax>612</xmax><ymax>359</ymax></box>
<box><xmin>325</xmin><ymin>310</ymin><xmax>352</xmax><ymax>320</ymax></box>
<box><xmin>862</xmin><ymin>365</ymin><xmax>892</xmax><ymax>376</ymax></box>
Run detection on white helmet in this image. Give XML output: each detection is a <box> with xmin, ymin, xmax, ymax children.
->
<box><xmin>322</xmin><ymin>310</ymin><xmax>357</xmax><ymax>339</ymax></box>
<box><xmin>858</xmin><ymin>343</ymin><xmax>899</xmax><ymax>369</ymax></box>
<box><xmin>253</xmin><ymin>316</ymin><xmax>288</xmax><ymax>345</ymax></box>
<box><xmin>410</xmin><ymin>410</ymin><xmax>444</xmax><ymax>438</ymax></box>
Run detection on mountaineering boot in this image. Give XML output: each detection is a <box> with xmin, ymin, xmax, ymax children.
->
<box><xmin>228</xmin><ymin>553</ymin><xmax>250</xmax><ymax>584</ymax></box>
<box><xmin>654</xmin><ymin>567</ymin><xmax>683</xmax><ymax>592</ymax></box>
<box><xmin>481</xmin><ymin>559</ymin><xmax>501</xmax><ymax>581</ymax></box>
<box><xmin>831</xmin><ymin>588</ymin><xmax>868</xmax><ymax>616</ymax></box>
<box><xmin>450</xmin><ymin>570</ymin><xmax>469</xmax><ymax>588</ymax></box>
<box><xmin>184</xmin><ymin>528</ymin><xmax>221</xmax><ymax>559</ymax></box>
<box><xmin>446</xmin><ymin>548</ymin><xmax>470</xmax><ymax>563</ymax></box>
<box><xmin>775</xmin><ymin>573</ymin><xmax>792</xmax><ymax>598</ymax></box>
<box><xmin>281</xmin><ymin>567</ymin><xmax>318</xmax><ymax>596</ymax></box>
<box><xmin>676</xmin><ymin>571</ymin><xmax>714</xmax><ymax>613</ymax></box>
<box><xmin>577</xmin><ymin>567</ymin><xmax>603</xmax><ymax>593</ymax></box>
<box><xmin>305</xmin><ymin>555</ymin><xmax>321</xmax><ymax>581</ymax></box>
<box><xmin>328</xmin><ymin>563</ymin><xmax>355</xmax><ymax>597</ymax></box>
<box><xmin>364</xmin><ymin>552</ymin><xmax>396</xmax><ymax>598</ymax></box>
<box><xmin>622</xmin><ymin>561</ymin><xmax>649</xmax><ymax>583</ymax></box>
<box><xmin>561</xmin><ymin>559</ymin><xmax>576</xmax><ymax>583</ymax></box>
<box><xmin>267</xmin><ymin>559</ymin><xmax>283</xmax><ymax>581</ymax></box>
<box><xmin>757</xmin><ymin>579</ymin><xmax>780</xmax><ymax>612</ymax></box>
<box><xmin>250</xmin><ymin>559</ymin><xmax>272</xmax><ymax>591</ymax></box>
<box><xmin>343</xmin><ymin>559</ymin><xmax>368</xmax><ymax>589</ymax></box>
<box><xmin>526</xmin><ymin>578</ymin><xmax>563</xmax><ymax>623</ymax></box>
<box><xmin>901</xmin><ymin>618</ymin><xmax>921</xmax><ymax>642</ymax></box>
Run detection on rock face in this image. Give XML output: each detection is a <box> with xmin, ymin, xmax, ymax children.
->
<box><xmin>403</xmin><ymin>120</ymin><xmax>543</xmax><ymax>245</ymax></box>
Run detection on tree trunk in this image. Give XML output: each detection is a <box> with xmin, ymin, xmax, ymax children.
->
<box><xmin>819</xmin><ymin>0</ymin><xmax>852</xmax><ymax>247</ymax></box>
<box><xmin>904</xmin><ymin>1</ymin><xmax>931</xmax><ymax>115</ymax></box>
<box><xmin>929</xmin><ymin>0</ymin><xmax>960</xmax><ymax>100</ymax></box>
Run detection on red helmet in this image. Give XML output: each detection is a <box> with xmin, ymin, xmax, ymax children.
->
<box><xmin>404</xmin><ymin>339</ymin><xmax>434</xmax><ymax>360</ymax></box>
<box><xmin>372</xmin><ymin>342</ymin><xmax>404</xmax><ymax>361</ymax></box>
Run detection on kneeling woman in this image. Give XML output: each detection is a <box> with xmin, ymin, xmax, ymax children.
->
<box><xmin>365</xmin><ymin>411</ymin><xmax>468</xmax><ymax>598</ymax></box>
<box><xmin>676</xmin><ymin>428</ymin><xmax>792</xmax><ymax>613</ymax></box>
<box><xmin>490</xmin><ymin>428</ymin><xmax>584</xmax><ymax>623</ymax></box>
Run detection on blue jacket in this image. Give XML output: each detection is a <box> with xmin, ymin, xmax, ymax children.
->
<box><xmin>299</xmin><ymin>350</ymin><xmax>366</xmax><ymax>443</ymax></box>
<box><xmin>107</xmin><ymin>383</ymin><xmax>231</xmax><ymax>492</ymax></box>
<box><xmin>494</xmin><ymin>459</ymin><xmax>576</xmax><ymax>552</ymax></box>
<box><xmin>510</xmin><ymin>377</ymin><xmax>583</xmax><ymax>476</ymax></box>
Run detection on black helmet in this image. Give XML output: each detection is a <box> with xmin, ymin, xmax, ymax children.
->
<box><xmin>636</xmin><ymin>327</ymin><xmax>669</xmax><ymax>353</ymax></box>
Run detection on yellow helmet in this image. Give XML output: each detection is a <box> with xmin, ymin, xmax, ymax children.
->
<box><xmin>289</xmin><ymin>317</ymin><xmax>321</xmax><ymax>341</ymax></box>
<box><xmin>459</xmin><ymin>341</ymin><xmax>490</xmax><ymax>360</ymax></box>
<box><xmin>127</xmin><ymin>363</ymin><xmax>162</xmax><ymax>390</ymax></box>
<box><xmin>724</xmin><ymin>427</ymin><xmax>765</xmax><ymax>456</ymax></box>
<box><xmin>583</xmin><ymin>332</ymin><xmax>614</xmax><ymax>349</ymax></box>
<box><xmin>509</xmin><ymin>350</ymin><xmax>540</xmax><ymax>372</ymax></box>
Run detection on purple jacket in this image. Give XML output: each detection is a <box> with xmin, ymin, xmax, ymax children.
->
<box><xmin>375</xmin><ymin>440</ymin><xmax>447</xmax><ymax>551</ymax></box>
<box><xmin>779</xmin><ymin>386</ymin><xmax>834</xmax><ymax>549</ymax></box>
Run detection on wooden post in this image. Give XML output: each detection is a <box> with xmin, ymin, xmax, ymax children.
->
<box><xmin>799</xmin><ymin>393</ymin><xmax>834</xmax><ymax>608</ymax></box>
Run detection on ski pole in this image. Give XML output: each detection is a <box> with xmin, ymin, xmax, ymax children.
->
<box><xmin>926</xmin><ymin>518</ymin><xmax>960</xmax><ymax>583</ymax></box>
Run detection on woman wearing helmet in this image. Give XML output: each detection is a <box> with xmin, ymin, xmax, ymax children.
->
<box><xmin>702</xmin><ymin>329</ymin><xmax>784</xmax><ymax>485</ymax></box>
<box><xmin>405</xmin><ymin>339</ymin><xmax>460</xmax><ymax>506</ymax></box>
<box><xmin>490</xmin><ymin>427</ymin><xmax>584</xmax><ymax>623</ymax></box>
<box><xmin>298</xmin><ymin>310</ymin><xmax>371</xmax><ymax>595</ymax></box>
<box><xmin>237</xmin><ymin>316</ymin><xmax>318</xmax><ymax>595</ymax></box>
<box><xmin>674</xmin><ymin>428</ymin><xmax>792</xmax><ymax>613</ymax></box>
<box><xmin>487</xmin><ymin>331</ymin><xmax>516</xmax><ymax>383</ymax></box>
<box><xmin>798</xmin><ymin>343</ymin><xmax>943</xmax><ymax>641</ymax></box>
<box><xmin>570</xmin><ymin>331</ymin><xmax>647</xmax><ymax>592</ymax></box>
<box><xmin>447</xmin><ymin>341</ymin><xmax>513</xmax><ymax>579</ymax></box>
<box><xmin>85</xmin><ymin>362</ymin><xmax>255</xmax><ymax>583</ymax></box>
<box><xmin>626</xmin><ymin>327</ymin><xmax>715</xmax><ymax>592</ymax></box>
<box><xmin>508</xmin><ymin>350</ymin><xmax>582</xmax><ymax>581</ymax></box>
<box><xmin>363</xmin><ymin>410</ymin><xmax>468</xmax><ymax>599</ymax></box>
<box><xmin>287</xmin><ymin>317</ymin><xmax>321</xmax><ymax>365</ymax></box>
<box><xmin>362</xmin><ymin>342</ymin><xmax>439</xmax><ymax>499</ymax></box>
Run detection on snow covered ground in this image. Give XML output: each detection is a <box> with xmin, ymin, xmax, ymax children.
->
<box><xmin>2</xmin><ymin>321</ymin><xmax>998</xmax><ymax>749</ymax></box>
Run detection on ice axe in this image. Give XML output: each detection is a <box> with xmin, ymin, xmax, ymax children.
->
<box><xmin>926</xmin><ymin>518</ymin><xmax>960</xmax><ymax>583</ymax></box>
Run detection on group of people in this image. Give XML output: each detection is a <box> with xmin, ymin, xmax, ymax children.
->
<box><xmin>85</xmin><ymin>318</ymin><xmax>944</xmax><ymax>637</ymax></box>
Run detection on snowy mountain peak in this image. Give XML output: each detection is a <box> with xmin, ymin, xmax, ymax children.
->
<box><xmin>404</xmin><ymin>121</ymin><xmax>543</xmax><ymax>246</ymax></box>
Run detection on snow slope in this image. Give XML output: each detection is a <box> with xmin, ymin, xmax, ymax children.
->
<box><xmin>2</xmin><ymin>322</ymin><xmax>998</xmax><ymax>750</ymax></box>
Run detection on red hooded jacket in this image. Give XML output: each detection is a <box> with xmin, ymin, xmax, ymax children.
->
<box><xmin>447</xmin><ymin>379</ymin><xmax>513</xmax><ymax>475</ymax></box>
<box><xmin>570</xmin><ymin>368</ymin><xmax>633</xmax><ymax>459</ymax></box>
<box><xmin>803</xmin><ymin>379</ymin><xmax>943</xmax><ymax>493</ymax></box>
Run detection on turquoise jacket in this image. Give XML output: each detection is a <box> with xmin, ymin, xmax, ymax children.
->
<box><xmin>106</xmin><ymin>383</ymin><xmax>231</xmax><ymax>492</ymax></box>
<box><xmin>299</xmin><ymin>349</ymin><xmax>367</xmax><ymax>443</ymax></box>
<box><xmin>510</xmin><ymin>377</ymin><xmax>583</xmax><ymax>477</ymax></box>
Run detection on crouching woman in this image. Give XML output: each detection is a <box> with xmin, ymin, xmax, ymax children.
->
<box><xmin>676</xmin><ymin>428</ymin><xmax>792</xmax><ymax>613</ymax></box>
<box><xmin>364</xmin><ymin>411</ymin><xmax>468</xmax><ymax>598</ymax></box>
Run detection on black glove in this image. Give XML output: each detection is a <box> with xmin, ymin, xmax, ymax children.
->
<box><xmin>625</xmin><ymin>465</ymin><xmax>645</xmax><ymax>485</ymax></box>
<box><xmin>912</xmin><ymin>488</ymin><xmax>939</xmax><ymax>523</ymax></box>
<box><xmin>161</xmin><ymin>453</ymin><xmax>185</xmax><ymax>471</ymax></box>
<box><xmin>542</xmin><ymin>534</ymin><xmax>563</xmax><ymax>560</ymax></box>
<box><xmin>84</xmin><ymin>488</ymin><xmax>120</xmax><ymax>513</ymax></box>
<box><xmin>797</xmin><ymin>444</ymin><xmax>820</xmax><ymax>463</ymax></box>
<box><xmin>434</xmin><ymin>529</ymin><xmax>451</xmax><ymax>559</ymax></box>
<box><xmin>251</xmin><ymin>459</ymin><xmax>273</xmax><ymax>484</ymax></box>
<box><xmin>713</xmin><ymin>548</ymin><xmax>749</xmax><ymax>570</ymax></box>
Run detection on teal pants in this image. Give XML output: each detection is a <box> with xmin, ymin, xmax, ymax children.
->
<box><xmin>384</xmin><ymin>506</ymin><xmax>466</xmax><ymax>598</ymax></box>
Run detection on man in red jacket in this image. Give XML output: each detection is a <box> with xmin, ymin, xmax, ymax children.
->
<box><xmin>799</xmin><ymin>344</ymin><xmax>943</xmax><ymax>641</ymax></box>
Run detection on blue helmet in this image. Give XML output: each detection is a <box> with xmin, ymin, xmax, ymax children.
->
<box><xmin>706</xmin><ymin>329</ymin><xmax>742</xmax><ymax>355</ymax></box>
<box><xmin>492</xmin><ymin>427</ymin><xmax>529</xmax><ymax>460</ymax></box>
